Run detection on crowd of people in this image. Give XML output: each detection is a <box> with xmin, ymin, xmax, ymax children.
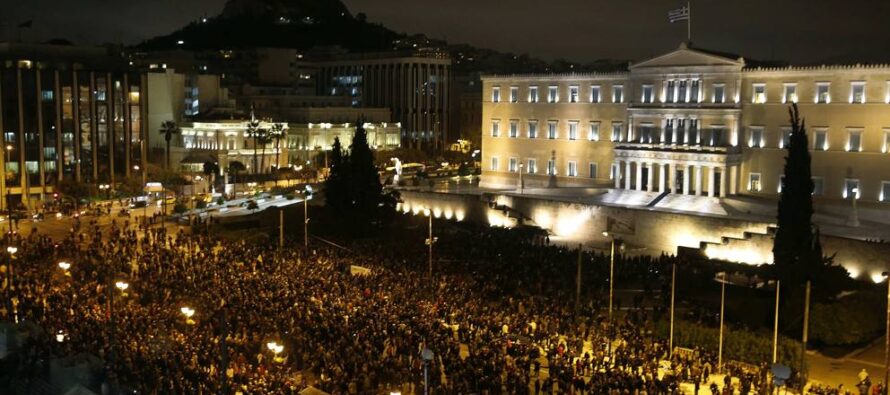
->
<box><xmin>0</xmin><ymin>213</ymin><xmax>819</xmax><ymax>394</ymax></box>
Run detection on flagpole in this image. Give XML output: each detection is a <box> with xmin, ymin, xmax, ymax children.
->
<box><xmin>687</xmin><ymin>1</ymin><xmax>692</xmax><ymax>42</ymax></box>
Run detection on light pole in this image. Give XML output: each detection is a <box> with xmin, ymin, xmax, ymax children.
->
<box><xmin>6</xmin><ymin>245</ymin><xmax>18</xmax><ymax>322</ymax></box>
<box><xmin>882</xmin><ymin>272</ymin><xmax>890</xmax><ymax>395</ymax></box>
<box><xmin>602</xmin><ymin>231</ymin><xmax>623</xmax><ymax>320</ymax></box>
<box><xmin>4</xmin><ymin>145</ymin><xmax>13</xmax><ymax>236</ymax></box>
<box><xmin>518</xmin><ymin>163</ymin><xmax>524</xmax><ymax>194</ymax></box>
<box><xmin>773</xmin><ymin>280</ymin><xmax>781</xmax><ymax>364</ymax></box>
<box><xmin>717</xmin><ymin>271</ymin><xmax>727</xmax><ymax>372</ymax></box>
<box><xmin>58</xmin><ymin>261</ymin><xmax>71</xmax><ymax>277</ymax></box>
<box><xmin>423</xmin><ymin>208</ymin><xmax>436</xmax><ymax>277</ymax></box>
<box><xmin>180</xmin><ymin>306</ymin><xmax>196</xmax><ymax>326</ymax></box>
<box><xmin>848</xmin><ymin>187</ymin><xmax>860</xmax><ymax>227</ymax></box>
<box><xmin>421</xmin><ymin>346</ymin><xmax>434</xmax><ymax>395</ymax></box>
<box><xmin>303</xmin><ymin>186</ymin><xmax>313</xmax><ymax>248</ymax></box>
<box><xmin>669</xmin><ymin>262</ymin><xmax>676</xmax><ymax>358</ymax></box>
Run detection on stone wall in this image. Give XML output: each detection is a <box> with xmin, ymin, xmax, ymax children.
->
<box><xmin>399</xmin><ymin>190</ymin><xmax>890</xmax><ymax>280</ymax></box>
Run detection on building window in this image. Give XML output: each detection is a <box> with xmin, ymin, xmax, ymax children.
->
<box><xmin>678</xmin><ymin>80</ymin><xmax>688</xmax><ymax>103</ymax></box>
<box><xmin>748</xmin><ymin>173</ymin><xmax>762</xmax><ymax>192</ymax></box>
<box><xmin>850</xmin><ymin>81</ymin><xmax>866</xmax><ymax>104</ymax></box>
<box><xmin>548</xmin><ymin>86</ymin><xmax>558</xmax><ymax>103</ymax></box>
<box><xmin>529</xmin><ymin>86</ymin><xmax>539</xmax><ymax>103</ymax></box>
<box><xmin>783</xmin><ymin>83</ymin><xmax>798</xmax><ymax>103</ymax></box>
<box><xmin>847</xmin><ymin>129</ymin><xmax>862</xmax><ymax>152</ymax></box>
<box><xmin>590</xmin><ymin>85</ymin><xmax>601</xmax><ymax>103</ymax></box>
<box><xmin>547</xmin><ymin>159</ymin><xmax>556</xmax><ymax>175</ymax></box>
<box><xmin>527</xmin><ymin>159</ymin><xmax>537</xmax><ymax>174</ymax></box>
<box><xmin>611</xmin><ymin>122</ymin><xmax>623</xmax><ymax>142</ymax></box>
<box><xmin>491</xmin><ymin>120</ymin><xmax>500</xmax><ymax>137</ymax></box>
<box><xmin>844</xmin><ymin>179</ymin><xmax>860</xmax><ymax>199</ymax></box>
<box><xmin>690</xmin><ymin>80</ymin><xmax>700</xmax><ymax>102</ymax></box>
<box><xmin>588</xmin><ymin>122</ymin><xmax>600</xmax><ymax>141</ymax></box>
<box><xmin>567</xmin><ymin>161</ymin><xmax>578</xmax><ymax>177</ymax></box>
<box><xmin>813</xmin><ymin>129</ymin><xmax>828</xmax><ymax>151</ymax></box>
<box><xmin>490</xmin><ymin>157</ymin><xmax>499</xmax><ymax>171</ymax></box>
<box><xmin>568</xmin><ymin>121</ymin><xmax>579</xmax><ymax>140</ymax></box>
<box><xmin>569</xmin><ymin>86</ymin><xmax>579</xmax><ymax>103</ymax></box>
<box><xmin>508</xmin><ymin>157</ymin><xmax>518</xmax><ymax>172</ymax></box>
<box><xmin>884</xmin><ymin>129</ymin><xmax>890</xmax><ymax>153</ymax></box>
<box><xmin>612</xmin><ymin>85</ymin><xmax>624</xmax><ymax>103</ymax></box>
<box><xmin>509</xmin><ymin>86</ymin><xmax>519</xmax><ymax>103</ymax></box>
<box><xmin>812</xmin><ymin>177</ymin><xmax>824</xmax><ymax>196</ymax></box>
<box><xmin>589</xmin><ymin>163</ymin><xmax>598</xmax><ymax>178</ymax></box>
<box><xmin>748</xmin><ymin>127</ymin><xmax>764</xmax><ymax>148</ymax></box>
<box><xmin>509</xmin><ymin>120</ymin><xmax>519</xmax><ymax>138</ymax></box>
<box><xmin>641</xmin><ymin>84</ymin><xmax>654</xmax><ymax>103</ymax></box>
<box><xmin>528</xmin><ymin>120</ymin><xmax>538</xmax><ymax>139</ymax></box>
<box><xmin>752</xmin><ymin>83</ymin><xmax>766</xmax><ymax>104</ymax></box>
<box><xmin>666</xmin><ymin>80</ymin><xmax>676</xmax><ymax>103</ymax></box>
<box><xmin>713</xmin><ymin>83</ymin><xmax>725</xmax><ymax>104</ymax></box>
<box><xmin>548</xmin><ymin>121</ymin><xmax>558</xmax><ymax>139</ymax></box>
<box><xmin>491</xmin><ymin>86</ymin><xmax>500</xmax><ymax>103</ymax></box>
<box><xmin>816</xmin><ymin>82</ymin><xmax>831</xmax><ymax>103</ymax></box>
<box><xmin>881</xmin><ymin>181</ymin><xmax>890</xmax><ymax>201</ymax></box>
<box><xmin>779</xmin><ymin>128</ymin><xmax>792</xmax><ymax>149</ymax></box>
<box><xmin>610</xmin><ymin>163</ymin><xmax>617</xmax><ymax>180</ymax></box>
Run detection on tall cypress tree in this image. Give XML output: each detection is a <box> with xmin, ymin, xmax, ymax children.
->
<box><xmin>347</xmin><ymin>119</ymin><xmax>385</xmax><ymax>231</ymax></box>
<box><xmin>324</xmin><ymin>137</ymin><xmax>348</xmax><ymax>212</ymax></box>
<box><xmin>773</xmin><ymin>104</ymin><xmax>822</xmax><ymax>283</ymax></box>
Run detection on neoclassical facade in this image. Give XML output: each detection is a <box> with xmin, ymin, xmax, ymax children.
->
<box><xmin>481</xmin><ymin>43</ymin><xmax>890</xmax><ymax>203</ymax></box>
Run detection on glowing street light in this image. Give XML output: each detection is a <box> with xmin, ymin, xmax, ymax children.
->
<box><xmin>115</xmin><ymin>281</ymin><xmax>129</xmax><ymax>291</ymax></box>
<box><xmin>58</xmin><ymin>261</ymin><xmax>71</xmax><ymax>271</ymax></box>
<box><xmin>180</xmin><ymin>306</ymin><xmax>196</xmax><ymax>325</ymax></box>
<box><xmin>266</xmin><ymin>341</ymin><xmax>284</xmax><ymax>354</ymax></box>
<box><xmin>7</xmin><ymin>246</ymin><xmax>17</xmax><ymax>255</ymax></box>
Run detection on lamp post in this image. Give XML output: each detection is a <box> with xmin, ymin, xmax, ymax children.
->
<box><xmin>58</xmin><ymin>261</ymin><xmax>71</xmax><ymax>277</ymax></box>
<box><xmin>717</xmin><ymin>271</ymin><xmax>727</xmax><ymax>372</ymax></box>
<box><xmin>602</xmin><ymin>232</ymin><xmax>624</xmax><ymax>321</ymax></box>
<box><xmin>6</xmin><ymin>245</ymin><xmax>17</xmax><ymax>321</ymax></box>
<box><xmin>109</xmin><ymin>280</ymin><xmax>128</xmax><ymax>376</ymax></box>
<box><xmin>423</xmin><ymin>208</ymin><xmax>436</xmax><ymax>277</ymax></box>
<box><xmin>519</xmin><ymin>163</ymin><xmax>524</xmax><ymax>194</ymax></box>
<box><xmin>882</xmin><ymin>272</ymin><xmax>890</xmax><ymax>395</ymax></box>
<box><xmin>180</xmin><ymin>306</ymin><xmax>196</xmax><ymax>325</ymax></box>
<box><xmin>421</xmin><ymin>346</ymin><xmax>434</xmax><ymax>395</ymax></box>
<box><xmin>4</xmin><ymin>145</ymin><xmax>13</xmax><ymax>236</ymax></box>
<box><xmin>303</xmin><ymin>186</ymin><xmax>312</xmax><ymax>248</ymax></box>
<box><xmin>669</xmin><ymin>262</ymin><xmax>676</xmax><ymax>358</ymax></box>
<box><xmin>848</xmin><ymin>187</ymin><xmax>860</xmax><ymax>227</ymax></box>
<box><xmin>773</xmin><ymin>280</ymin><xmax>781</xmax><ymax>364</ymax></box>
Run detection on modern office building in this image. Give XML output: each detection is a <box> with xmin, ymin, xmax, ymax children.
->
<box><xmin>481</xmin><ymin>43</ymin><xmax>890</xmax><ymax>204</ymax></box>
<box><xmin>315</xmin><ymin>50</ymin><xmax>452</xmax><ymax>151</ymax></box>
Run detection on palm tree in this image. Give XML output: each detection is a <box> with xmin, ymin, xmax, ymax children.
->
<box><xmin>256</xmin><ymin>128</ymin><xmax>272</xmax><ymax>174</ymax></box>
<box><xmin>159</xmin><ymin>120</ymin><xmax>180</xmax><ymax>170</ymax></box>
<box><xmin>245</xmin><ymin>118</ymin><xmax>261</xmax><ymax>174</ymax></box>
<box><xmin>270</xmin><ymin>123</ymin><xmax>287</xmax><ymax>171</ymax></box>
<box><xmin>228</xmin><ymin>161</ymin><xmax>246</xmax><ymax>197</ymax></box>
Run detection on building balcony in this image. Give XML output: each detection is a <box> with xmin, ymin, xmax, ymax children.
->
<box><xmin>614</xmin><ymin>141</ymin><xmax>742</xmax><ymax>155</ymax></box>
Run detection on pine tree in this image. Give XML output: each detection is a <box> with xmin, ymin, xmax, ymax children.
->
<box><xmin>347</xmin><ymin>120</ymin><xmax>385</xmax><ymax>231</ymax></box>
<box><xmin>324</xmin><ymin>137</ymin><xmax>348</xmax><ymax>212</ymax></box>
<box><xmin>773</xmin><ymin>104</ymin><xmax>822</xmax><ymax>283</ymax></box>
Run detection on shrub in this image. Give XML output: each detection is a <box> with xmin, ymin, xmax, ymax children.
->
<box><xmin>173</xmin><ymin>203</ymin><xmax>188</xmax><ymax>215</ymax></box>
<box><xmin>216</xmin><ymin>197</ymin><xmax>226</xmax><ymax>206</ymax></box>
<box><xmin>809</xmin><ymin>290</ymin><xmax>884</xmax><ymax>346</ymax></box>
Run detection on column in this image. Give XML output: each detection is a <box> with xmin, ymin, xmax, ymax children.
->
<box><xmin>658</xmin><ymin>163</ymin><xmax>666</xmax><ymax>193</ymax></box>
<box><xmin>719</xmin><ymin>166</ymin><xmax>728</xmax><ymax>198</ymax></box>
<box><xmin>624</xmin><ymin>160</ymin><xmax>632</xmax><ymax>190</ymax></box>
<box><xmin>729</xmin><ymin>165</ymin><xmax>738</xmax><ymax>195</ymax></box>
<box><xmin>667</xmin><ymin>163</ymin><xmax>676</xmax><ymax>193</ymax></box>
<box><xmin>682</xmin><ymin>165</ymin><xmax>690</xmax><ymax>195</ymax></box>
<box><xmin>635</xmin><ymin>161</ymin><xmax>643</xmax><ymax>190</ymax></box>
<box><xmin>646</xmin><ymin>163</ymin><xmax>654</xmax><ymax>191</ymax></box>
<box><xmin>707</xmin><ymin>166</ymin><xmax>716</xmax><ymax>197</ymax></box>
<box><xmin>695</xmin><ymin>165</ymin><xmax>702</xmax><ymax>196</ymax></box>
<box><xmin>614</xmin><ymin>162</ymin><xmax>621</xmax><ymax>189</ymax></box>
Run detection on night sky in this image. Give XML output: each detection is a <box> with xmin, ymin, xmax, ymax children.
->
<box><xmin>3</xmin><ymin>0</ymin><xmax>890</xmax><ymax>65</ymax></box>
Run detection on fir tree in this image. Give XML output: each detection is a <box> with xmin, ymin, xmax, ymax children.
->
<box><xmin>773</xmin><ymin>104</ymin><xmax>822</xmax><ymax>284</ymax></box>
<box><xmin>347</xmin><ymin>120</ymin><xmax>385</xmax><ymax>231</ymax></box>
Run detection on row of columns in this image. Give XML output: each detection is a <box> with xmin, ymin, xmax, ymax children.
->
<box><xmin>614</xmin><ymin>160</ymin><xmax>738</xmax><ymax>198</ymax></box>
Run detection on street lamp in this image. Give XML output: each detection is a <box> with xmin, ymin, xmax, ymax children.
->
<box><xmin>4</xmin><ymin>145</ymin><xmax>13</xmax><ymax>235</ymax></box>
<box><xmin>881</xmin><ymin>272</ymin><xmax>890</xmax><ymax>395</ymax></box>
<box><xmin>58</xmin><ymin>261</ymin><xmax>71</xmax><ymax>277</ymax></box>
<box><xmin>601</xmin><ymin>232</ymin><xmax>624</xmax><ymax>320</ymax></box>
<box><xmin>518</xmin><ymin>163</ymin><xmax>525</xmax><ymax>194</ymax></box>
<box><xmin>715</xmin><ymin>271</ymin><xmax>728</xmax><ymax>372</ymax></box>
<box><xmin>303</xmin><ymin>186</ymin><xmax>313</xmax><ymax>248</ymax></box>
<box><xmin>115</xmin><ymin>281</ymin><xmax>129</xmax><ymax>292</ymax></box>
<box><xmin>5</xmin><ymin>245</ymin><xmax>17</xmax><ymax>321</ymax></box>
<box><xmin>266</xmin><ymin>340</ymin><xmax>284</xmax><ymax>363</ymax></box>
<box><xmin>423</xmin><ymin>208</ymin><xmax>437</xmax><ymax>277</ymax></box>
<box><xmin>180</xmin><ymin>306</ymin><xmax>196</xmax><ymax>325</ymax></box>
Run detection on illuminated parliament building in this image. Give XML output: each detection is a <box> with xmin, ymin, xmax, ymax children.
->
<box><xmin>481</xmin><ymin>43</ymin><xmax>890</xmax><ymax>204</ymax></box>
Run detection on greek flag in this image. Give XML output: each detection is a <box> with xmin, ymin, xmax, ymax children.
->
<box><xmin>668</xmin><ymin>6</ymin><xmax>689</xmax><ymax>23</ymax></box>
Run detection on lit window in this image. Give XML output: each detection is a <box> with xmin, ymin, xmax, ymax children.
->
<box><xmin>491</xmin><ymin>120</ymin><xmax>500</xmax><ymax>137</ymax></box>
<box><xmin>748</xmin><ymin>127</ymin><xmax>764</xmax><ymax>148</ymax></box>
<box><xmin>779</xmin><ymin>128</ymin><xmax>792</xmax><ymax>149</ymax></box>
<box><xmin>491</xmin><ymin>86</ymin><xmax>500</xmax><ymax>103</ymax></box>
<box><xmin>752</xmin><ymin>83</ymin><xmax>766</xmax><ymax>104</ymax></box>
<box><xmin>748</xmin><ymin>173</ymin><xmax>762</xmax><ymax>192</ymax></box>
<box><xmin>641</xmin><ymin>84</ymin><xmax>654</xmax><ymax>104</ymax></box>
<box><xmin>778</xmin><ymin>175</ymin><xmax>785</xmax><ymax>193</ymax></box>
<box><xmin>713</xmin><ymin>83</ymin><xmax>725</xmax><ymax>104</ymax></box>
<box><xmin>529</xmin><ymin>86</ymin><xmax>539</xmax><ymax>103</ymax></box>
<box><xmin>883</xmin><ymin>129</ymin><xmax>890</xmax><ymax>153</ymax></box>
<box><xmin>690</xmin><ymin>80</ymin><xmax>700</xmax><ymax>103</ymax></box>
<box><xmin>509</xmin><ymin>120</ymin><xmax>519</xmax><ymax>138</ymax></box>
<box><xmin>528</xmin><ymin>120</ymin><xmax>538</xmax><ymax>139</ymax></box>
<box><xmin>588</xmin><ymin>122</ymin><xmax>600</xmax><ymax>141</ymax></box>
<box><xmin>509</xmin><ymin>86</ymin><xmax>519</xmax><ymax>103</ymax></box>
<box><xmin>527</xmin><ymin>159</ymin><xmax>537</xmax><ymax>174</ymax></box>
<box><xmin>490</xmin><ymin>157</ymin><xmax>499</xmax><ymax>171</ymax></box>
<box><xmin>816</xmin><ymin>82</ymin><xmax>831</xmax><ymax>103</ymax></box>
<box><xmin>611</xmin><ymin>123</ymin><xmax>623</xmax><ymax>142</ymax></box>
<box><xmin>548</xmin><ymin>121</ymin><xmax>558</xmax><ymax>139</ymax></box>
<box><xmin>569</xmin><ymin>86</ymin><xmax>579</xmax><ymax>103</ymax></box>
<box><xmin>678</xmin><ymin>80</ymin><xmax>688</xmax><ymax>103</ymax></box>
<box><xmin>508</xmin><ymin>157</ymin><xmax>518</xmax><ymax>172</ymax></box>
<box><xmin>847</xmin><ymin>129</ymin><xmax>862</xmax><ymax>152</ymax></box>
<box><xmin>568</xmin><ymin>121</ymin><xmax>579</xmax><ymax>140</ymax></box>
<box><xmin>850</xmin><ymin>81</ymin><xmax>866</xmax><ymax>104</ymax></box>
<box><xmin>813</xmin><ymin>129</ymin><xmax>828</xmax><ymax>151</ymax></box>
<box><xmin>567</xmin><ymin>161</ymin><xmax>578</xmax><ymax>177</ymax></box>
<box><xmin>844</xmin><ymin>179</ymin><xmax>860</xmax><ymax>199</ymax></box>
<box><xmin>547</xmin><ymin>159</ymin><xmax>556</xmax><ymax>175</ymax></box>
<box><xmin>666</xmin><ymin>80</ymin><xmax>676</xmax><ymax>103</ymax></box>
<box><xmin>590</xmin><ymin>85</ymin><xmax>601</xmax><ymax>103</ymax></box>
<box><xmin>783</xmin><ymin>83</ymin><xmax>798</xmax><ymax>103</ymax></box>
<box><xmin>612</xmin><ymin>85</ymin><xmax>624</xmax><ymax>103</ymax></box>
<box><xmin>812</xmin><ymin>177</ymin><xmax>824</xmax><ymax>196</ymax></box>
<box><xmin>548</xmin><ymin>86</ymin><xmax>558</xmax><ymax>103</ymax></box>
<box><xmin>881</xmin><ymin>181</ymin><xmax>890</xmax><ymax>201</ymax></box>
<box><xmin>588</xmin><ymin>163</ymin><xmax>598</xmax><ymax>178</ymax></box>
